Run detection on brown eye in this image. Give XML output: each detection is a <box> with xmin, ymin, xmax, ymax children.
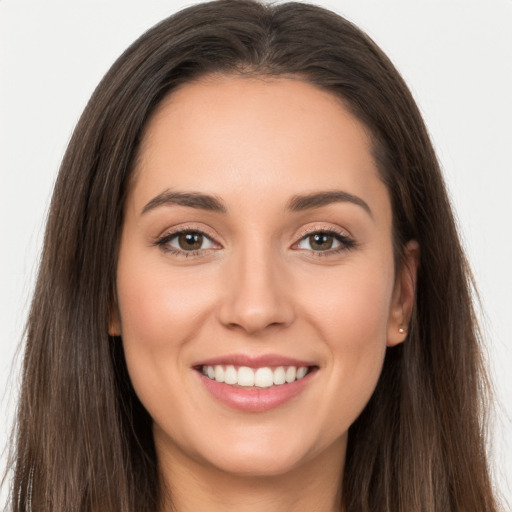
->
<box><xmin>295</xmin><ymin>230</ymin><xmax>354</xmax><ymax>254</ymax></box>
<box><xmin>308</xmin><ymin>233</ymin><xmax>334</xmax><ymax>251</ymax></box>
<box><xmin>160</xmin><ymin>230</ymin><xmax>217</xmax><ymax>253</ymax></box>
<box><xmin>178</xmin><ymin>232</ymin><xmax>204</xmax><ymax>250</ymax></box>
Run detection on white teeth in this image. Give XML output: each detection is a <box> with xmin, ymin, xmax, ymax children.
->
<box><xmin>224</xmin><ymin>365</ymin><xmax>237</xmax><ymax>385</ymax></box>
<box><xmin>201</xmin><ymin>364</ymin><xmax>311</xmax><ymax>387</ymax></box>
<box><xmin>285</xmin><ymin>366</ymin><xmax>296</xmax><ymax>383</ymax></box>
<box><xmin>296</xmin><ymin>366</ymin><xmax>308</xmax><ymax>379</ymax></box>
<box><xmin>214</xmin><ymin>365</ymin><xmax>224</xmax><ymax>383</ymax></box>
<box><xmin>254</xmin><ymin>367</ymin><xmax>274</xmax><ymax>388</ymax></box>
<box><xmin>238</xmin><ymin>366</ymin><xmax>255</xmax><ymax>386</ymax></box>
<box><xmin>273</xmin><ymin>366</ymin><xmax>286</xmax><ymax>385</ymax></box>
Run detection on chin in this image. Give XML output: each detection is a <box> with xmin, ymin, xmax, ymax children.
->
<box><xmin>211</xmin><ymin>448</ymin><xmax>305</xmax><ymax>477</ymax></box>
<box><xmin>185</xmin><ymin>424</ymin><xmax>342</xmax><ymax>479</ymax></box>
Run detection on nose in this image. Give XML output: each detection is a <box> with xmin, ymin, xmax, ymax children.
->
<box><xmin>217</xmin><ymin>242</ymin><xmax>296</xmax><ymax>335</ymax></box>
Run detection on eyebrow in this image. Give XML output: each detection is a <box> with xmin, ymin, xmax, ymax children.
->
<box><xmin>287</xmin><ymin>190</ymin><xmax>373</xmax><ymax>218</ymax></box>
<box><xmin>142</xmin><ymin>190</ymin><xmax>227</xmax><ymax>215</ymax></box>
<box><xmin>141</xmin><ymin>189</ymin><xmax>372</xmax><ymax>218</ymax></box>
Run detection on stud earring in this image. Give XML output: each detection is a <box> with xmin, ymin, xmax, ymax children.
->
<box><xmin>398</xmin><ymin>327</ymin><xmax>405</xmax><ymax>334</ymax></box>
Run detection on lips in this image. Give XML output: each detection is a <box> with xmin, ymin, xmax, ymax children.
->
<box><xmin>194</xmin><ymin>354</ymin><xmax>318</xmax><ymax>412</ymax></box>
<box><xmin>194</xmin><ymin>353</ymin><xmax>317</xmax><ymax>368</ymax></box>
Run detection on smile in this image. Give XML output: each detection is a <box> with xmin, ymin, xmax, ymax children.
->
<box><xmin>194</xmin><ymin>355</ymin><xmax>319</xmax><ymax>412</ymax></box>
<box><xmin>201</xmin><ymin>365</ymin><xmax>311</xmax><ymax>388</ymax></box>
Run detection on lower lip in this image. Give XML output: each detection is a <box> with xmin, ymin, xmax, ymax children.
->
<box><xmin>198</xmin><ymin>369</ymin><xmax>316</xmax><ymax>412</ymax></box>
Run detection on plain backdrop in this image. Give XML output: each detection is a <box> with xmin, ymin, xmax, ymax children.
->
<box><xmin>1</xmin><ymin>0</ymin><xmax>511</xmax><ymax>508</ymax></box>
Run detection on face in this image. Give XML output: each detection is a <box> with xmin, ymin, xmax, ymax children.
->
<box><xmin>112</xmin><ymin>76</ymin><xmax>417</xmax><ymax>479</ymax></box>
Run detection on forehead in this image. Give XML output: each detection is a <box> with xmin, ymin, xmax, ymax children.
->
<box><xmin>130</xmin><ymin>75</ymin><xmax>389</xmax><ymax>220</ymax></box>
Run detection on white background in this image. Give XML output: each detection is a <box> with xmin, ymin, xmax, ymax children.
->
<box><xmin>1</xmin><ymin>0</ymin><xmax>511</xmax><ymax>508</ymax></box>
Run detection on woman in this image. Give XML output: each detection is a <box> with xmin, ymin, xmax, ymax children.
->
<box><xmin>6</xmin><ymin>0</ymin><xmax>501</xmax><ymax>510</ymax></box>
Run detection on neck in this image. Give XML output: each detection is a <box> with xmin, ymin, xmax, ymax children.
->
<box><xmin>158</xmin><ymin>436</ymin><xmax>346</xmax><ymax>512</ymax></box>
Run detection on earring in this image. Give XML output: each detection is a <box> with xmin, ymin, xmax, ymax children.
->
<box><xmin>398</xmin><ymin>327</ymin><xmax>405</xmax><ymax>334</ymax></box>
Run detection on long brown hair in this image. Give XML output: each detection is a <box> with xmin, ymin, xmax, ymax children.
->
<box><xmin>7</xmin><ymin>1</ymin><xmax>499</xmax><ymax>510</ymax></box>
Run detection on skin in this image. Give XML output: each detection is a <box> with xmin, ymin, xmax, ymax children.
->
<box><xmin>111</xmin><ymin>76</ymin><xmax>419</xmax><ymax>512</ymax></box>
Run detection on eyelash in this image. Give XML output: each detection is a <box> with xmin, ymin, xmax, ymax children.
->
<box><xmin>294</xmin><ymin>227</ymin><xmax>356</xmax><ymax>257</ymax></box>
<box><xmin>155</xmin><ymin>229</ymin><xmax>217</xmax><ymax>258</ymax></box>
<box><xmin>154</xmin><ymin>227</ymin><xmax>356</xmax><ymax>258</ymax></box>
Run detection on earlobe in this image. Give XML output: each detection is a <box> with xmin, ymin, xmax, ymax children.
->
<box><xmin>386</xmin><ymin>240</ymin><xmax>420</xmax><ymax>347</ymax></box>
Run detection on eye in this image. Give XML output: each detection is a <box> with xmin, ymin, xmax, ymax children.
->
<box><xmin>295</xmin><ymin>230</ymin><xmax>355</xmax><ymax>253</ymax></box>
<box><xmin>157</xmin><ymin>230</ymin><xmax>218</xmax><ymax>254</ymax></box>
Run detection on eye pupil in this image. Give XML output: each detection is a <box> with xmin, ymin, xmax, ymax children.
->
<box><xmin>310</xmin><ymin>233</ymin><xmax>333</xmax><ymax>250</ymax></box>
<box><xmin>179</xmin><ymin>232</ymin><xmax>203</xmax><ymax>250</ymax></box>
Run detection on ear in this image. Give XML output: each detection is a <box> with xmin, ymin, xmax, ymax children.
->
<box><xmin>386</xmin><ymin>240</ymin><xmax>420</xmax><ymax>347</ymax></box>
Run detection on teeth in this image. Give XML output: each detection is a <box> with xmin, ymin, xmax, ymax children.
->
<box><xmin>254</xmin><ymin>367</ymin><xmax>273</xmax><ymax>388</ymax></box>
<box><xmin>296</xmin><ymin>366</ymin><xmax>308</xmax><ymax>379</ymax></box>
<box><xmin>285</xmin><ymin>366</ymin><xmax>296</xmax><ymax>383</ymax></box>
<box><xmin>273</xmin><ymin>366</ymin><xmax>286</xmax><ymax>385</ymax></box>
<box><xmin>214</xmin><ymin>365</ymin><xmax>224</xmax><ymax>383</ymax></box>
<box><xmin>238</xmin><ymin>366</ymin><xmax>255</xmax><ymax>386</ymax></box>
<box><xmin>224</xmin><ymin>365</ymin><xmax>237</xmax><ymax>385</ymax></box>
<box><xmin>201</xmin><ymin>365</ymin><xmax>310</xmax><ymax>387</ymax></box>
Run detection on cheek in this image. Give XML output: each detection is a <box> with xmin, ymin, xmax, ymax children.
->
<box><xmin>116</xmin><ymin>259</ymin><xmax>215</xmax><ymax>349</ymax></box>
<box><xmin>300</xmin><ymin>259</ymin><xmax>393</xmax><ymax>344</ymax></box>
<box><xmin>115</xmin><ymin>254</ymin><xmax>218</xmax><ymax>415</ymax></box>
<box><xmin>298</xmin><ymin>262</ymin><xmax>393</xmax><ymax>423</ymax></box>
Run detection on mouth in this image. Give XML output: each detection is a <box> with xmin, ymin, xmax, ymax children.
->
<box><xmin>196</xmin><ymin>364</ymin><xmax>317</xmax><ymax>388</ymax></box>
<box><xmin>193</xmin><ymin>355</ymin><xmax>319</xmax><ymax>412</ymax></box>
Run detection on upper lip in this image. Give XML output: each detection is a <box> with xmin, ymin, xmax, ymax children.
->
<box><xmin>193</xmin><ymin>353</ymin><xmax>317</xmax><ymax>369</ymax></box>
